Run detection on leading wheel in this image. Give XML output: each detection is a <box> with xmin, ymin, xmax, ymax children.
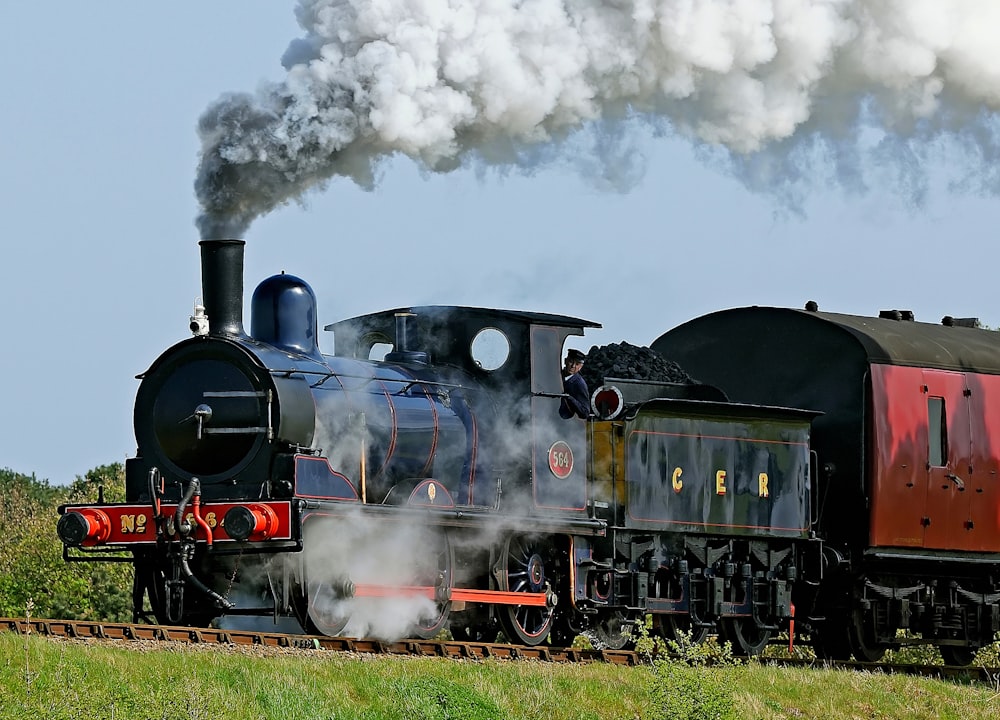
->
<box><xmin>720</xmin><ymin>616</ymin><xmax>772</xmax><ymax>656</ymax></box>
<box><xmin>134</xmin><ymin>557</ymin><xmax>217</xmax><ymax>627</ymax></box>
<box><xmin>496</xmin><ymin>535</ymin><xmax>554</xmax><ymax>646</ymax></box>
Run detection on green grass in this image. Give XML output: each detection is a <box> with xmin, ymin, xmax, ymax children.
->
<box><xmin>2</xmin><ymin>633</ymin><xmax>1000</xmax><ymax>720</ymax></box>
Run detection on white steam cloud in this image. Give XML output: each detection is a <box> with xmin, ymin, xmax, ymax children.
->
<box><xmin>196</xmin><ymin>0</ymin><xmax>1000</xmax><ymax>237</ymax></box>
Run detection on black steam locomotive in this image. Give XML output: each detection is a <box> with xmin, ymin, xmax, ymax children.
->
<box><xmin>58</xmin><ymin>240</ymin><xmax>1000</xmax><ymax>662</ymax></box>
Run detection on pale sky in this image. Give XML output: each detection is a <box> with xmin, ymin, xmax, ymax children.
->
<box><xmin>2</xmin><ymin>1</ymin><xmax>999</xmax><ymax>484</ymax></box>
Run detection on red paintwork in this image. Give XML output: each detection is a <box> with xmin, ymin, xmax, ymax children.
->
<box><xmin>62</xmin><ymin>501</ymin><xmax>293</xmax><ymax>546</ymax></box>
<box><xmin>351</xmin><ymin>584</ymin><xmax>548</xmax><ymax>606</ymax></box>
<box><xmin>73</xmin><ymin>507</ymin><xmax>112</xmax><ymax>543</ymax></box>
<box><xmin>869</xmin><ymin>365</ymin><xmax>1000</xmax><ymax>552</ymax></box>
<box><xmin>548</xmin><ymin>441</ymin><xmax>574</xmax><ymax>479</ymax></box>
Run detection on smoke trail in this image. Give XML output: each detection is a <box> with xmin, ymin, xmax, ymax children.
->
<box><xmin>195</xmin><ymin>0</ymin><xmax>1000</xmax><ymax>237</ymax></box>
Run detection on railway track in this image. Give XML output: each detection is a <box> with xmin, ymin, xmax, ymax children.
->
<box><xmin>1</xmin><ymin>617</ymin><xmax>638</xmax><ymax>665</ymax></box>
<box><xmin>4</xmin><ymin>617</ymin><xmax>999</xmax><ymax>684</ymax></box>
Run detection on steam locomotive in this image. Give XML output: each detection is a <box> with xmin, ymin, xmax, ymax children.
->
<box><xmin>57</xmin><ymin>239</ymin><xmax>1000</xmax><ymax>663</ymax></box>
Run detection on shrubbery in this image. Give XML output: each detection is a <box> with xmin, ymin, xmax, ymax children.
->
<box><xmin>0</xmin><ymin>465</ymin><xmax>132</xmax><ymax>621</ymax></box>
<box><xmin>633</xmin><ymin>621</ymin><xmax>740</xmax><ymax>720</ymax></box>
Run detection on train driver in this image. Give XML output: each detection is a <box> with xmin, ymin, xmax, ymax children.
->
<box><xmin>559</xmin><ymin>349</ymin><xmax>590</xmax><ymax>419</ymax></box>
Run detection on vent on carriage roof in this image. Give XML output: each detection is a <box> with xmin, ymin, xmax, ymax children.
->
<box><xmin>879</xmin><ymin>309</ymin><xmax>914</xmax><ymax>321</ymax></box>
<box><xmin>941</xmin><ymin>316</ymin><xmax>981</xmax><ymax>328</ymax></box>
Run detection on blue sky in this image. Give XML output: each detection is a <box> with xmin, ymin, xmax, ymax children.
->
<box><xmin>2</xmin><ymin>1</ymin><xmax>999</xmax><ymax>484</ymax></box>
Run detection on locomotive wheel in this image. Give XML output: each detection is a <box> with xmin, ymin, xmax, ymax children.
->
<box><xmin>586</xmin><ymin>611</ymin><xmax>634</xmax><ymax>650</ymax></box>
<box><xmin>134</xmin><ymin>561</ymin><xmax>170</xmax><ymax>625</ymax></box>
<box><xmin>496</xmin><ymin>535</ymin><xmax>554</xmax><ymax>646</ymax></box>
<box><xmin>720</xmin><ymin>617</ymin><xmax>772</xmax><ymax>656</ymax></box>
<box><xmin>303</xmin><ymin>578</ymin><xmax>352</xmax><ymax>637</ymax></box>
<box><xmin>939</xmin><ymin>644</ymin><xmax>978</xmax><ymax>667</ymax></box>
<box><xmin>407</xmin><ymin>533</ymin><xmax>454</xmax><ymax>639</ymax></box>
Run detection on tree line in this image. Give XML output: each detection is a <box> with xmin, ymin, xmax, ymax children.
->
<box><xmin>0</xmin><ymin>466</ymin><xmax>132</xmax><ymax>621</ymax></box>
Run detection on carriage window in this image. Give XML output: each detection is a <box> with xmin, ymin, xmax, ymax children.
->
<box><xmin>927</xmin><ymin>397</ymin><xmax>947</xmax><ymax>467</ymax></box>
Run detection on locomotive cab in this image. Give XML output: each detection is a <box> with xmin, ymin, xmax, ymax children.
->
<box><xmin>324</xmin><ymin>306</ymin><xmax>601</xmax><ymax>512</ymax></box>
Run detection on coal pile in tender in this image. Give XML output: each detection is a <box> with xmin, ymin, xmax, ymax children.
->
<box><xmin>580</xmin><ymin>342</ymin><xmax>694</xmax><ymax>391</ymax></box>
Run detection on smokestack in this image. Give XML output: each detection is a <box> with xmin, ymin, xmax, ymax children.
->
<box><xmin>199</xmin><ymin>239</ymin><xmax>246</xmax><ymax>337</ymax></box>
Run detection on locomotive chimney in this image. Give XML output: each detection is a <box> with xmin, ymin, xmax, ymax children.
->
<box><xmin>199</xmin><ymin>239</ymin><xmax>246</xmax><ymax>337</ymax></box>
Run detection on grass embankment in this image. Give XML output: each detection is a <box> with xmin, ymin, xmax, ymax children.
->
<box><xmin>2</xmin><ymin>633</ymin><xmax>999</xmax><ymax>720</ymax></box>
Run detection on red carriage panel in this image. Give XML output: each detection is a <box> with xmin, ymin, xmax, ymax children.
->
<box><xmin>870</xmin><ymin>364</ymin><xmax>1000</xmax><ymax>553</ymax></box>
<box><xmin>869</xmin><ymin>364</ymin><xmax>927</xmax><ymax>548</ymax></box>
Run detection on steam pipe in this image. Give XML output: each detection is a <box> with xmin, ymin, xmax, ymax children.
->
<box><xmin>172</xmin><ymin>477</ymin><xmax>232</xmax><ymax>609</ymax></box>
<box><xmin>179</xmin><ymin>550</ymin><xmax>235</xmax><ymax>610</ymax></box>
<box><xmin>192</xmin><ymin>495</ymin><xmax>214</xmax><ymax>547</ymax></box>
<box><xmin>199</xmin><ymin>239</ymin><xmax>246</xmax><ymax>337</ymax></box>
<box><xmin>148</xmin><ymin>467</ymin><xmax>163</xmax><ymax>520</ymax></box>
<box><xmin>175</xmin><ymin>478</ymin><xmax>200</xmax><ymax>537</ymax></box>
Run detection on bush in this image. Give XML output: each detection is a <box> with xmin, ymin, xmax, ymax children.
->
<box><xmin>632</xmin><ymin>622</ymin><xmax>740</xmax><ymax>720</ymax></box>
<box><xmin>0</xmin><ymin>465</ymin><xmax>132</xmax><ymax>621</ymax></box>
<box><xmin>651</xmin><ymin>659</ymin><xmax>737</xmax><ymax>720</ymax></box>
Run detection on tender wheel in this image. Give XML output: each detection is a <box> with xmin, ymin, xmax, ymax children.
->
<box><xmin>653</xmin><ymin>614</ymin><xmax>710</xmax><ymax>645</ymax></box>
<box><xmin>496</xmin><ymin>535</ymin><xmax>554</xmax><ymax>646</ymax></box>
<box><xmin>720</xmin><ymin>617</ymin><xmax>772</xmax><ymax>656</ymax></box>
<box><xmin>940</xmin><ymin>644</ymin><xmax>978</xmax><ymax>667</ymax></box>
<box><xmin>407</xmin><ymin>533</ymin><xmax>454</xmax><ymax>639</ymax></box>
<box><xmin>848</xmin><ymin>609</ymin><xmax>886</xmax><ymax>663</ymax></box>
<box><xmin>586</xmin><ymin>611</ymin><xmax>634</xmax><ymax>650</ymax></box>
<box><xmin>650</xmin><ymin>570</ymin><xmax>709</xmax><ymax>645</ymax></box>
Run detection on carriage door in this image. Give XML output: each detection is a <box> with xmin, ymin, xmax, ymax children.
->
<box><xmin>965</xmin><ymin>375</ymin><xmax>999</xmax><ymax>552</ymax></box>
<box><xmin>529</xmin><ymin>325</ymin><xmax>587</xmax><ymax>512</ymax></box>
<box><xmin>921</xmin><ymin>370</ymin><xmax>972</xmax><ymax>550</ymax></box>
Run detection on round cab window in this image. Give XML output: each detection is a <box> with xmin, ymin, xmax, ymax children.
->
<box><xmin>471</xmin><ymin>328</ymin><xmax>510</xmax><ymax>371</ymax></box>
